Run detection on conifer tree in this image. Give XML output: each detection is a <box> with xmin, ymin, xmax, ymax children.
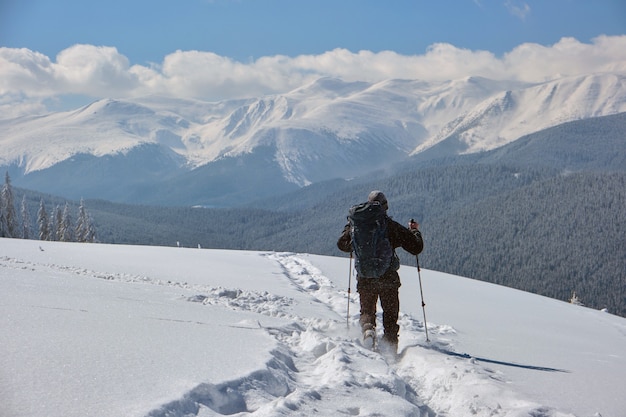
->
<box><xmin>0</xmin><ymin>201</ymin><xmax>6</xmax><ymax>238</ymax></box>
<box><xmin>38</xmin><ymin>199</ymin><xmax>50</xmax><ymax>241</ymax></box>
<box><xmin>21</xmin><ymin>195</ymin><xmax>31</xmax><ymax>239</ymax></box>
<box><xmin>60</xmin><ymin>202</ymin><xmax>73</xmax><ymax>242</ymax></box>
<box><xmin>1</xmin><ymin>172</ymin><xmax>18</xmax><ymax>238</ymax></box>
<box><xmin>75</xmin><ymin>199</ymin><xmax>96</xmax><ymax>243</ymax></box>
<box><xmin>85</xmin><ymin>215</ymin><xmax>97</xmax><ymax>243</ymax></box>
<box><xmin>52</xmin><ymin>205</ymin><xmax>62</xmax><ymax>241</ymax></box>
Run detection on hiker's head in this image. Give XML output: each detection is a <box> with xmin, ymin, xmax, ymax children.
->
<box><xmin>368</xmin><ymin>190</ymin><xmax>388</xmax><ymax>211</ymax></box>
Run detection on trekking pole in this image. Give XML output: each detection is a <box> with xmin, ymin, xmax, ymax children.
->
<box><xmin>346</xmin><ymin>251</ymin><xmax>353</xmax><ymax>328</ymax></box>
<box><xmin>416</xmin><ymin>255</ymin><xmax>430</xmax><ymax>342</ymax></box>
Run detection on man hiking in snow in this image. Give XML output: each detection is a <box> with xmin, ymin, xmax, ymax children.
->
<box><xmin>337</xmin><ymin>190</ymin><xmax>423</xmax><ymax>354</ymax></box>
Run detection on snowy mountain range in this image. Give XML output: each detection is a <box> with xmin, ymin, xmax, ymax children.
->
<box><xmin>1</xmin><ymin>72</ymin><xmax>625</xmax><ymax>206</ymax></box>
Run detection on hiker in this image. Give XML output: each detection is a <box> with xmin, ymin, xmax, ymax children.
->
<box><xmin>337</xmin><ymin>190</ymin><xmax>423</xmax><ymax>353</ymax></box>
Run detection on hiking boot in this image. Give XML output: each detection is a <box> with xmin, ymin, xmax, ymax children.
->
<box><xmin>362</xmin><ymin>323</ymin><xmax>376</xmax><ymax>350</ymax></box>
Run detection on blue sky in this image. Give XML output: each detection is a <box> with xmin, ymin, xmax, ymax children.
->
<box><xmin>3</xmin><ymin>0</ymin><xmax>625</xmax><ymax>63</ymax></box>
<box><xmin>1</xmin><ymin>0</ymin><xmax>625</xmax><ymax>116</ymax></box>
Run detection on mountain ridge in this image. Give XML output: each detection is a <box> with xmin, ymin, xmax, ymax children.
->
<box><xmin>1</xmin><ymin>72</ymin><xmax>626</xmax><ymax>206</ymax></box>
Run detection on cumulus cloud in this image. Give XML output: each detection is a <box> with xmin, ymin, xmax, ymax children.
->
<box><xmin>1</xmin><ymin>35</ymin><xmax>626</xmax><ymax>117</ymax></box>
<box><xmin>54</xmin><ymin>44</ymin><xmax>139</xmax><ymax>94</ymax></box>
<box><xmin>502</xmin><ymin>36</ymin><xmax>626</xmax><ymax>81</ymax></box>
<box><xmin>0</xmin><ymin>45</ymin><xmax>138</xmax><ymax>98</ymax></box>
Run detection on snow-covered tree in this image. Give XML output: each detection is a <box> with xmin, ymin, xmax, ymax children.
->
<box><xmin>51</xmin><ymin>205</ymin><xmax>62</xmax><ymax>241</ymax></box>
<box><xmin>38</xmin><ymin>199</ymin><xmax>50</xmax><ymax>241</ymax></box>
<box><xmin>59</xmin><ymin>202</ymin><xmax>74</xmax><ymax>242</ymax></box>
<box><xmin>75</xmin><ymin>199</ymin><xmax>96</xmax><ymax>243</ymax></box>
<box><xmin>85</xmin><ymin>215</ymin><xmax>97</xmax><ymax>243</ymax></box>
<box><xmin>75</xmin><ymin>199</ymin><xmax>86</xmax><ymax>242</ymax></box>
<box><xmin>21</xmin><ymin>195</ymin><xmax>31</xmax><ymax>239</ymax></box>
<box><xmin>1</xmin><ymin>172</ymin><xmax>18</xmax><ymax>238</ymax></box>
<box><xmin>0</xmin><ymin>203</ymin><xmax>6</xmax><ymax>237</ymax></box>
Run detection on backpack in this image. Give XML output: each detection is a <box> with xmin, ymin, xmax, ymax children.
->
<box><xmin>348</xmin><ymin>201</ymin><xmax>398</xmax><ymax>278</ymax></box>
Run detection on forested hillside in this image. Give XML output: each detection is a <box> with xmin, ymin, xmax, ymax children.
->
<box><xmin>423</xmin><ymin>172</ymin><xmax>625</xmax><ymax>314</ymax></box>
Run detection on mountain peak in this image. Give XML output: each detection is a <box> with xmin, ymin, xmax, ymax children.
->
<box><xmin>1</xmin><ymin>72</ymin><xmax>626</xmax><ymax>204</ymax></box>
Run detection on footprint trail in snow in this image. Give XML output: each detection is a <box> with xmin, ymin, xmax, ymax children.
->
<box><xmin>147</xmin><ymin>252</ymin><xmax>572</xmax><ymax>417</ymax></box>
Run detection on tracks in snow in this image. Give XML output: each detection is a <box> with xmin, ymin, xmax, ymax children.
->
<box><xmin>148</xmin><ymin>252</ymin><xmax>443</xmax><ymax>416</ymax></box>
<box><xmin>2</xmin><ymin>253</ymin><xmax>568</xmax><ymax>416</ymax></box>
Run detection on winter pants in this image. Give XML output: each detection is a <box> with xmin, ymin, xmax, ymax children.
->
<box><xmin>358</xmin><ymin>287</ymin><xmax>400</xmax><ymax>343</ymax></box>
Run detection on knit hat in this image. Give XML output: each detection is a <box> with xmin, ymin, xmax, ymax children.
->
<box><xmin>368</xmin><ymin>190</ymin><xmax>388</xmax><ymax>210</ymax></box>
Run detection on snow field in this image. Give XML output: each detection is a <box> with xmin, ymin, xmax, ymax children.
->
<box><xmin>2</xmin><ymin>239</ymin><xmax>625</xmax><ymax>416</ymax></box>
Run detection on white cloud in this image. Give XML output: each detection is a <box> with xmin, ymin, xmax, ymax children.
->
<box><xmin>54</xmin><ymin>44</ymin><xmax>139</xmax><ymax>95</ymax></box>
<box><xmin>0</xmin><ymin>92</ymin><xmax>48</xmax><ymax>119</ymax></box>
<box><xmin>0</xmin><ymin>45</ymin><xmax>138</xmax><ymax>98</ymax></box>
<box><xmin>502</xmin><ymin>36</ymin><xmax>626</xmax><ymax>81</ymax></box>
<box><xmin>505</xmin><ymin>0</ymin><xmax>531</xmax><ymax>20</ymax></box>
<box><xmin>1</xmin><ymin>35</ymin><xmax>626</xmax><ymax>117</ymax></box>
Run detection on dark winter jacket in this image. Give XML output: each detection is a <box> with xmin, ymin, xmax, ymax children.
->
<box><xmin>337</xmin><ymin>217</ymin><xmax>423</xmax><ymax>290</ymax></box>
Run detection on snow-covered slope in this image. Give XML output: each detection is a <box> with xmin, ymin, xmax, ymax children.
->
<box><xmin>414</xmin><ymin>73</ymin><xmax>626</xmax><ymax>154</ymax></box>
<box><xmin>1</xmin><ymin>238</ymin><xmax>625</xmax><ymax>417</ymax></box>
<box><xmin>1</xmin><ymin>73</ymin><xmax>625</xmax><ymax>204</ymax></box>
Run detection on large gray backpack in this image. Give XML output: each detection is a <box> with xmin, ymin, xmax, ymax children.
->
<box><xmin>348</xmin><ymin>201</ymin><xmax>394</xmax><ymax>278</ymax></box>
